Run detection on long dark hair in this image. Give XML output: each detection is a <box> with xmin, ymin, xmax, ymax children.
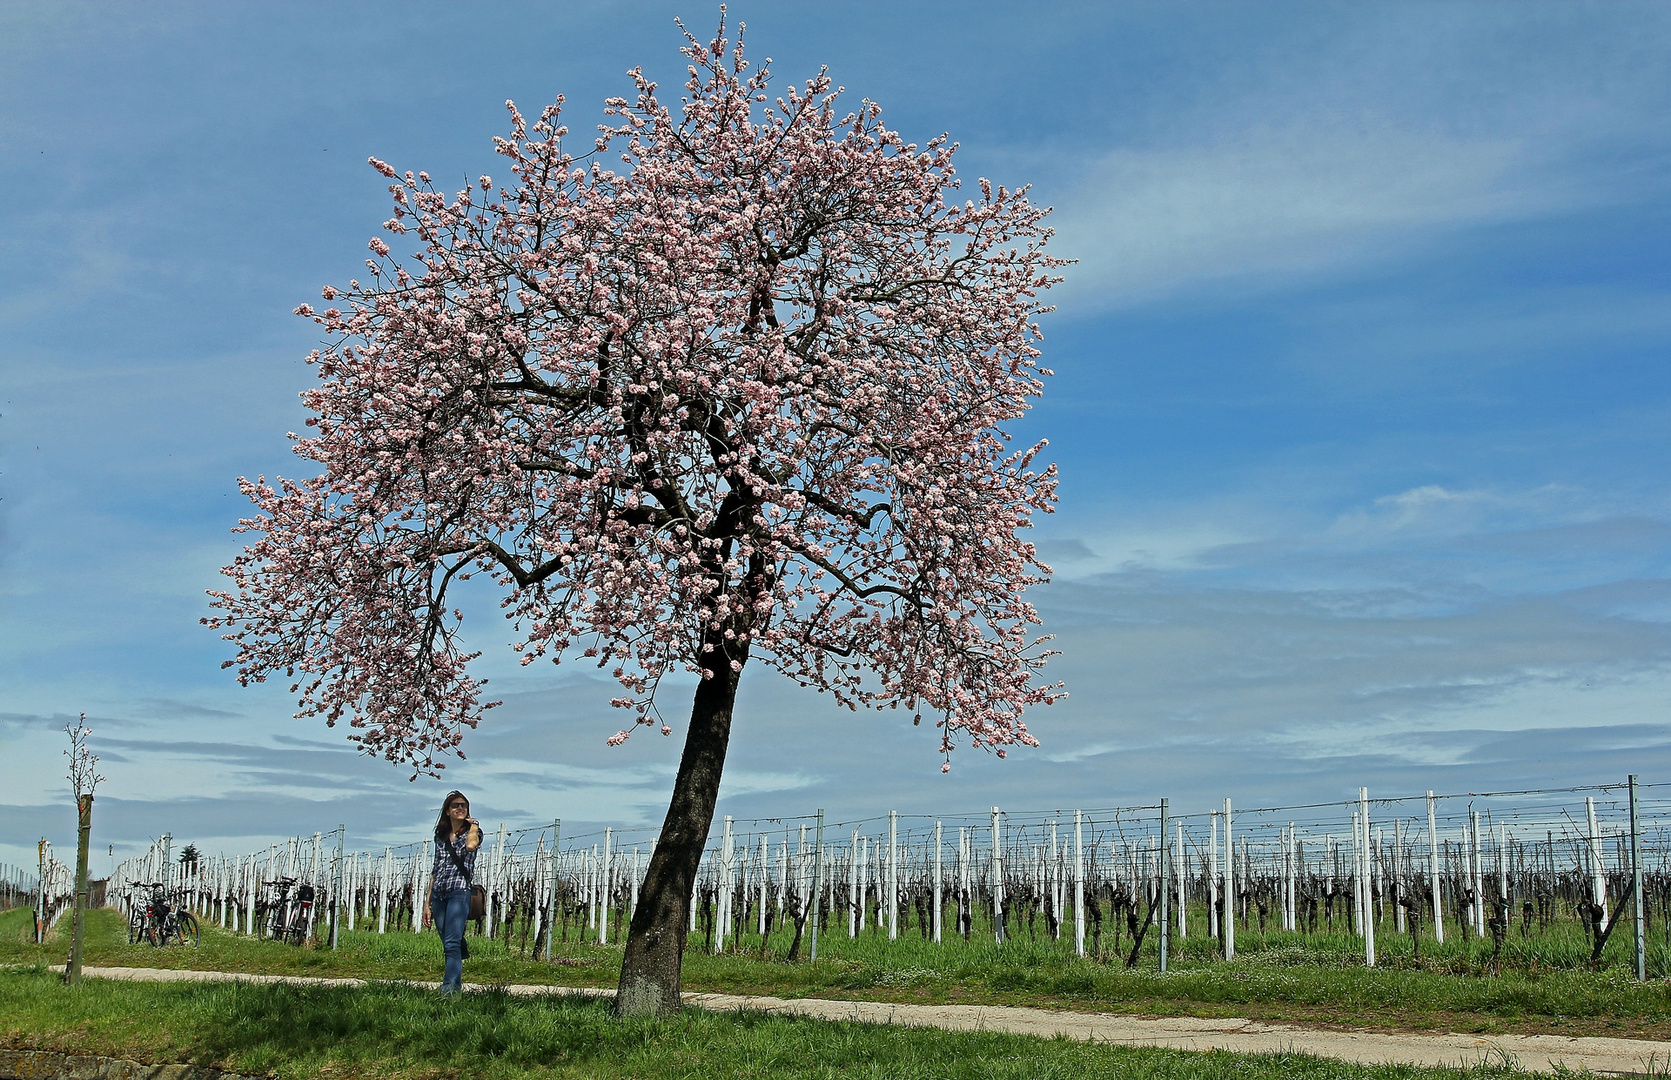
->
<box><xmin>434</xmin><ymin>791</ymin><xmax>468</xmax><ymax>843</ymax></box>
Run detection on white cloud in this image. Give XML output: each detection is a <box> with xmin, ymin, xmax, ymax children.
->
<box><xmin>1052</xmin><ymin>127</ymin><xmax>1547</xmax><ymax>308</ymax></box>
<box><xmin>1030</xmin><ymin>6</ymin><xmax>1671</xmax><ymax>312</ymax></box>
<box><xmin>1327</xmin><ymin>484</ymin><xmax>1573</xmax><ymax>542</ymax></box>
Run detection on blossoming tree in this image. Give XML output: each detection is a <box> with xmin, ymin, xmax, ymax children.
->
<box><xmin>208</xmin><ymin>20</ymin><xmax>1063</xmax><ymax>1014</ymax></box>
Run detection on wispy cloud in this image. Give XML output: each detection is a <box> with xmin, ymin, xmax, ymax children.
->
<box><xmin>1053</xmin><ymin>128</ymin><xmax>1546</xmax><ymax>308</ymax></box>
<box><xmin>1039</xmin><ymin>5</ymin><xmax>1671</xmax><ymax>312</ymax></box>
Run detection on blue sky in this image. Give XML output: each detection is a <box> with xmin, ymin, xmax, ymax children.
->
<box><xmin>3</xmin><ymin>2</ymin><xmax>1669</xmax><ymax>870</ymax></box>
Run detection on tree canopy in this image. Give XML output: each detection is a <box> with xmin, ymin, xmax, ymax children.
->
<box><xmin>207</xmin><ymin>21</ymin><xmax>1065</xmax><ymax>778</ymax></box>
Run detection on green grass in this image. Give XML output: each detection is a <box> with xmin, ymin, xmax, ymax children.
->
<box><xmin>10</xmin><ymin>908</ymin><xmax>1671</xmax><ymax>1041</ymax></box>
<box><xmin>0</xmin><ymin>966</ymin><xmax>1559</xmax><ymax>1080</ymax></box>
<box><xmin>0</xmin><ymin>908</ymin><xmax>34</xmax><ymax>945</ymax></box>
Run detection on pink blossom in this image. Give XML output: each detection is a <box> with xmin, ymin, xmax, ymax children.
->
<box><xmin>207</xmin><ymin>30</ymin><xmax>1065</xmax><ymax>776</ymax></box>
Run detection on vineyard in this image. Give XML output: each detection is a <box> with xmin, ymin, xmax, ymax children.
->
<box><xmin>80</xmin><ymin>777</ymin><xmax>1667</xmax><ymax>978</ymax></box>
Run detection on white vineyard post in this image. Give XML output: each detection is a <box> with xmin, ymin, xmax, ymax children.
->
<box><xmin>411</xmin><ymin>842</ymin><xmax>426</xmax><ymax>934</ymax></box>
<box><xmin>484</xmin><ymin>839</ymin><xmax>496</xmax><ymax>940</ymax></box>
<box><xmin>742</xmin><ymin>838</ymin><xmax>753</xmax><ymax>949</ymax></box>
<box><xmin>1457</xmin><ymin>823</ymin><xmax>1469</xmax><ymax>936</ymax></box>
<box><xmin>810</xmin><ymin>809</ymin><xmax>825</xmax><ymax>961</ymax></box>
<box><xmin>758</xmin><ymin>834</ymin><xmax>769</xmax><ymax>937</ymax></box>
<box><xmin>586</xmin><ymin>845</ymin><xmax>596</xmax><ymax>931</ymax></box>
<box><xmin>265</xmin><ymin>844</ymin><xmax>277</xmax><ymax>932</ymax></box>
<box><xmin>1394</xmin><ymin>819</ymin><xmax>1406</xmax><ymax>934</ymax></box>
<box><xmin>34</xmin><ymin>840</ymin><xmax>45</xmax><ymax>944</ymax></box>
<box><xmin>1351</xmin><ymin>811</ymin><xmax>1363</xmax><ymax>936</ymax></box>
<box><xmin>35</xmin><ymin>840</ymin><xmax>46</xmax><ymax>943</ymax></box>
<box><xmin>714</xmin><ymin>817</ymin><xmax>732</xmax><ymax>954</ymax></box>
<box><xmin>485</xmin><ymin>835</ymin><xmax>497</xmax><ymax>939</ymax></box>
<box><xmin>1240</xmin><ymin>838</ymin><xmax>1249</xmax><ymax>927</ymax></box>
<box><xmin>1585</xmin><ymin>796</ymin><xmax>1607</xmax><ymax>932</ymax></box>
<box><xmin>1360</xmin><ymin>788</ymin><xmax>1375</xmax><ymax>967</ymax></box>
<box><xmin>309</xmin><ymin>832</ymin><xmax>323</xmax><ymax>943</ymax></box>
<box><xmin>848</xmin><ymin>830</ymin><xmax>860</xmax><ymax>937</ymax></box>
<box><xmin>1427</xmin><ymin>792</ymin><xmax>1443</xmax><ymax>945</ymax></box>
<box><xmin>1176</xmin><ymin>818</ymin><xmax>1187</xmax><ymax>940</ymax></box>
<box><xmin>959</xmin><ymin>827</ymin><xmax>971</xmax><ymax>939</ymax></box>
<box><xmin>1049</xmin><ymin>819</ymin><xmax>1060</xmax><ymax>940</ymax></box>
<box><xmin>1294</xmin><ymin>826</ymin><xmax>1304</xmax><ymax>933</ymax></box>
<box><xmin>1208</xmin><ymin>812</ymin><xmax>1219</xmax><ymax>943</ymax></box>
<box><xmin>776</xmin><ymin>832</ymin><xmax>788</xmax><ymax>924</ymax></box>
<box><xmin>490</xmin><ymin>824</ymin><xmax>507</xmax><ymax>940</ymax></box>
<box><xmin>1496</xmin><ymin>822</ymin><xmax>1507</xmax><ymax>910</ymax></box>
<box><xmin>858</xmin><ymin>836</ymin><xmax>869</xmax><ymax>933</ymax></box>
<box><xmin>1073</xmin><ymin>811</ymin><xmax>1085</xmax><ymax>958</ymax></box>
<box><xmin>542</xmin><ymin>820</ymin><xmax>561</xmax><ymax>961</ymax></box>
<box><xmin>246</xmin><ymin>855</ymin><xmax>258</xmax><ymax>936</ymax></box>
<box><xmin>377</xmin><ymin>847</ymin><xmax>390</xmax><ymax>934</ymax></box>
<box><xmin>330</xmin><ymin>826</ymin><xmax>344</xmax><ymax>949</ymax></box>
<box><xmin>530</xmin><ymin>834</ymin><xmax>546</xmax><ymax>950</ymax></box>
<box><xmin>1222</xmin><ymin>799</ymin><xmax>1234</xmax><ymax>961</ymax></box>
<box><xmin>1282</xmin><ymin>824</ymin><xmax>1293</xmax><ymax>931</ymax></box>
<box><xmin>1039</xmin><ymin>838</ymin><xmax>1049</xmax><ymax>931</ymax></box>
<box><xmin>888</xmin><ymin>810</ymin><xmax>899</xmax><ymax>941</ymax></box>
<box><xmin>1158</xmin><ymin>798</ymin><xmax>1170</xmax><ymax>973</ymax></box>
<box><xmin>1471</xmin><ymin>810</ymin><xmax>1485</xmax><ymax>938</ymax></box>
<box><xmin>1629</xmin><ymin>775</ymin><xmax>1645</xmax><ymax>981</ymax></box>
<box><xmin>599</xmin><ymin>827</ymin><xmax>613</xmax><ymax>946</ymax></box>
<box><xmin>933</xmin><ymin>820</ymin><xmax>944</xmax><ymax>946</ymax></box>
<box><xmin>992</xmin><ymin>807</ymin><xmax>1006</xmax><ymax>944</ymax></box>
<box><xmin>1373</xmin><ymin>825</ymin><xmax>1383</xmax><ymax>929</ymax></box>
<box><xmin>687</xmin><ymin>847</ymin><xmax>697</xmax><ymax>935</ymax></box>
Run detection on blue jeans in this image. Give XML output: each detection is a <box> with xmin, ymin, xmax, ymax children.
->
<box><xmin>431</xmin><ymin>887</ymin><xmax>470</xmax><ymax>992</ymax></box>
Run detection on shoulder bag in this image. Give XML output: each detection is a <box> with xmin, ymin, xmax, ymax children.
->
<box><xmin>440</xmin><ymin>836</ymin><xmax>488</xmax><ymax>920</ymax></box>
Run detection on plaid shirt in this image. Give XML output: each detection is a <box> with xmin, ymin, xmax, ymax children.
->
<box><xmin>431</xmin><ymin>832</ymin><xmax>478</xmax><ymax>894</ymax></box>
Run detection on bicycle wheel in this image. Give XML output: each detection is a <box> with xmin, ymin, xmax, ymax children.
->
<box><xmin>128</xmin><ymin>910</ymin><xmax>144</xmax><ymax>945</ymax></box>
<box><xmin>174</xmin><ymin>912</ymin><xmax>200</xmax><ymax>948</ymax></box>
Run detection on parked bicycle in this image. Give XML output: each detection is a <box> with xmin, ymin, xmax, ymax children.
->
<box><xmin>258</xmin><ymin>877</ymin><xmax>316</xmax><ymax>945</ymax></box>
<box><xmin>127</xmin><ymin>883</ymin><xmax>198</xmax><ymax>948</ymax></box>
<box><xmin>124</xmin><ymin>888</ymin><xmax>149</xmax><ymax>945</ymax></box>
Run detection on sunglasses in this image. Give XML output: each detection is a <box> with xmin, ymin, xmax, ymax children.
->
<box><xmin>447</xmin><ymin>802</ymin><xmax>468</xmax><ymax>810</ymax></box>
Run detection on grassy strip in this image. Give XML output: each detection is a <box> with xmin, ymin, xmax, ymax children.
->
<box><xmin>0</xmin><ymin>908</ymin><xmax>34</xmax><ymax>945</ymax></box>
<box><xmin>10</xmin><ymin>909</ymin><xmax>1671</xmax><ymax>1040</ymax></box>
<box><xmin>0</xmin><ymin>966</ymin><xmax>1546</xmax><ymax>1080</ymax></box>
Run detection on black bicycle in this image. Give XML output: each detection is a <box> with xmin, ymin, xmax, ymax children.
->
<box><xmin>125</xmin><ymin>888</ymin><xmax>150</xmax><ymax>944</ymax></box>
<box><xmin>259</xmin><ymin>877</ymin><xmax>315</xmax><ymax>945</ymax></box>
<box><xmin>130</xmin><ymin>883</ymin><xmax>199</xmax><ymax>948</ymax></box>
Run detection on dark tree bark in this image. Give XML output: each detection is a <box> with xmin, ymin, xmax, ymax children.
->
<box><xmin>66</xmin><ymin>794</ymin><xmax>93</xmax><ymax>985</ymax></box>
<box><xmin>1586</xmin><ymin>880</ymin><xmax>1636</xmax><ymax>969</ymax></box>
<box><xmin>785</xmin><ymin>892</ymin><xmax>808</xmax><ymax>961</ymax></box>
<box><xmin>1124</xmin><ymin>891</ymin><xmax>1156</xmax><ymax>970</ymax></box>
<box><xmin>614</xmin><ymin>636</ymin><xmax>747</xmax><ymax>1016</ymax></box>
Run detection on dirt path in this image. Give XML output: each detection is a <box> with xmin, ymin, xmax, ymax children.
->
<box><xmin>64</xmin><ymin>966</ymin><xmax>1671</xmax><ymax>1077</ymax></box>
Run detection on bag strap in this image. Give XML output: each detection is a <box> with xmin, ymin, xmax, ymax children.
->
<box><xmin>442</xmin><ymin>834</ymin><xmax>474</xmax><ymax>886</ymax></box>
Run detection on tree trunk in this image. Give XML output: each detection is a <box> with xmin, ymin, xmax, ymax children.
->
<box><xmin>66</xmin><ymin>794</ymin><xmax>92</xmax><ymax>985</ymax></box>
<box><xmin>614</xmin><ymin>649</ymin><xmax>745</xmax><ymax>1016</ymax></box>
<box><xmin>1588</xmin><ymin>878</ymin><xmax>1636</xmax><ymax>968</ymax></box>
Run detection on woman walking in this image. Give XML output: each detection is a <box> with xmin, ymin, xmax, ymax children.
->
<box><xmin>431</xmin><ymin>790</ymin><xmax>481</xmax><ymax>993</ymax></box>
